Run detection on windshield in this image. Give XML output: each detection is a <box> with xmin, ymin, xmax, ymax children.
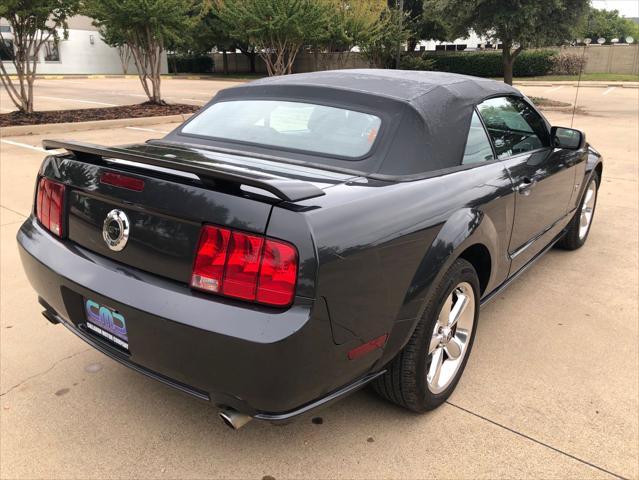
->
<box><xmin>181</xmin><ymin>100</ymin><xmax>382</xmax><ymax>159</ymax></box>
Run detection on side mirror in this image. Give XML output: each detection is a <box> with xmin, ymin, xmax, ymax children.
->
<box><xmin>551</xmin><ymin>126</ymin><xmax>585</xmax><ymax>150</ymax></box>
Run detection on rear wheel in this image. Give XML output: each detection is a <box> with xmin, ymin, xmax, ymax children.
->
<box><xmin>557</xmin><ymin>172</ymin><xmax>599</xmax><ymax>250</ymax></box>
<box><xmin>372</xmin><ymin>258</ymin><xmax>480</xmax><ymax>412</ymax></box>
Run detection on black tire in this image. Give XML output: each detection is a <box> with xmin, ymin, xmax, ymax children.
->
<box><xmin>372</xmin><ymin>258</ymin><xmax>480</xmax><ymax>412</ymax></box>
<box><xmin>556</xmin><ymin>172</ymin><xmax>599</xmax><ymax>251</ymax></box>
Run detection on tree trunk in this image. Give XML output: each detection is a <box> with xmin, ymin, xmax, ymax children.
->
<box><xmin>502</xmin><ymin>53</ymin><xmax>514</xmax><ymax>85</ymax></box>
<box><xmin>407</xmin><ymin>38</ymin><xmax>418</xmax><ymax>54</ymax></box>
<box><xmin>153</xmin><ymin>78</ymin><xmax>161</xmax><ymax>103</ymax></box>
<box><xmin>222</xmin><ymin>50</ymin><xmax>229</xmax><ymax>75</ymax></box>
<box><xmin>501</xmin><ymin>43</ymin><xmax>523</xmax><ymax>86</ymax></box>
<box><xmin>249</xmin><ymin>52</ymin><xmax>256</xmax><ymax>74</ymax></box>
<box><xmin>27</xmin><ymin>77</ymin><xmax>35</xmax><ymax>113</ymax></box>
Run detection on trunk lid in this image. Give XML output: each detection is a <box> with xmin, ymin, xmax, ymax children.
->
<box><xmin>41</xmin><ymin>141</ymin><xmax>354</xmax><ymax>285</ymax></box>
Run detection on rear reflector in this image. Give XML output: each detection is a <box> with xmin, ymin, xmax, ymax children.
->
<box><xmin>191</xmin><ymin>225</ymin><xmax>298</xmax><ymax>307</ymax></box>
<box><xmin>347</xmin><ymin>334</ymin><xmax>388</xmax><ymax>360</ymax></box>
<box><xmin>36</xmin><ymin>177</ymin><xmax>65</xmax><ymax>237</ymax></box>
<box><xmin>100</xmin><ymin>171</ymin><xmax>145</xmax><ymax>192</ymax></box>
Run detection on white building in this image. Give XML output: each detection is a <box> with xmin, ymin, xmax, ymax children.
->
<box><xmin>416</xmin><ymin>31</ymin><xmax>490</xmax><ymax>52</ymax></box>
<box><xmin>0</xmin><ymin>15</ymin><xmax>167</xmax><ymax>75</ymax></box>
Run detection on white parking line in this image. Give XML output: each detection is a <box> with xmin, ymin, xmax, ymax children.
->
<box><xmin>0</xmin><ymin>139</ymin><xmax>64</xmax><ymax>155</ymax></box>
<box><xmin>1</xmin><ymin>139</ymin><xmax>48</xmax><ymax>153</ymax></box>
<box><xmin>39</xmin><ymin>96</ymin><xmax>118</xmax><ymax>106</ymax></box>
<box><xmin>1</xmin><ymin>107</ymin><xmax>14</xmax><ymax>112</ymax></box>
<box><xmin>179</xmin><ymin>98</ymin><xmax>206</xmax><ymax>104</ymax></box>
<box><xmin>125</xmin><ymin>126</ymin><xmax>170</xmax><ymax>134</ymax></box>
<box><xmin>602</xmin><ymin>87</ymin><xmax>616</xmax><ymax>96</ymax></box>
<box><xmin>547</xmin><ymin>86</ymin><xmax>564</xmax><ymax>92</ymax></box>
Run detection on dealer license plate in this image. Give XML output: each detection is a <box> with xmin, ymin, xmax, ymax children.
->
<box><xmin>84</xmin><ymin>298</ymin><xmax>129</xmax><ymax>350</ymax></box>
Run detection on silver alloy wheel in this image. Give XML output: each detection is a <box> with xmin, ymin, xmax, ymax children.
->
<box><xmin>427</xmin><ymin>282</ymin><xmax>475</xmax><ymax>394</ymax></box>
<box><xmin>578</xmin><ymin>180</ymin><xmax>597</xmax><ymax>240</ymax></box>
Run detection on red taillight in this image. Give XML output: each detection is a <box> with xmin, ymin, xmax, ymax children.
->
<box><xmin>191</xmin><ymin>225</ymin><xmax>298</xmax><ymax>307</ymax></box>
<box><xmin>100</xmin><ymin>171</ymin><xmax>145</xmax><ymax>192</ymax></box>
<box><xmin>191</xmin><ymin>226</ymin><xmax>230</xmax><ymax>293</ymax></box>
<box><xmin>256</xmin><ymin>239</ymin><xmax>298</xmax><ymax>306</ymax></box>
<box><xmin>223</xmin><ymin>231</ymin><xmax>264</xmax><ymax>300</ymax></box>
<box><xmin>36</xmin><ymin>177</ymin><xmax>65</xmax><ymax>237</ymax></box>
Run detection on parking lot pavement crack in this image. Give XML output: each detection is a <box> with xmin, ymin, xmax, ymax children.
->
<box><xmin>445</xmin><ymin>401</ymin><xmax>629</xmax><ymax>480</ymax></box>
<box><xmin>0</xmin><ymin>205</ymin><xmax>27</xmax><ymax>218</ymax></box>
<box><xmin>0</xmin><ymin>348</ymin><xmax>92</xmax><ymax>398</ymax></box>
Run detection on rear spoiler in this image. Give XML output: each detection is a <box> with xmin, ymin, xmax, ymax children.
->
<box><xmin>42</xmin><ymin>139</ymin><xmax>326</xmax><ymax>202</ymax></box>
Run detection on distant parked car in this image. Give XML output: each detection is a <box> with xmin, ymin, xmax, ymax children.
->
<box><xmin>17</xmin><ymin>70</ymin><xmax>602</xmax><ymax>429</ymax></box>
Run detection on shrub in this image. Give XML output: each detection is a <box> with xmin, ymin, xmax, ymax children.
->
<box><xmin>400</xmin><ymin>54</ymin><xmax>436</xmax><ymax>71</ymax></box>
<box><xmin>168</xmin><ymin>54</ymin><xmax>213</xmax><ymax>74</ymax></box>
<box><xmin>424</xmin><ymin>49</ymin><xmax>557</xmax><ymax>78</ymax></box>
<box><xmin>513</xmin><ymin>50</ymin><xmax>557</xmax><ymax>77</ymax></box>
<box><xmin>426</xmin><ymin>51</ymin><xmax>502</xmax><ymax>76</ymax></box>
<box><xmin>551</xmin><ymin>50</ymin><xmax>587</xmax><ymax>75</ymax></box>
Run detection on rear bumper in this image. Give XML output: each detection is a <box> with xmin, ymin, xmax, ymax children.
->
<box><xmin>17</xmin><ymin>217</ymin><xmax>383</xmax><ymax>419</ymax></box>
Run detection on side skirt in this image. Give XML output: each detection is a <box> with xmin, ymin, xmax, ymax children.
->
<box><xmin>480</xmin><ymin>229</ymin><xmax>566</xmax><ymax>307</ymax></box>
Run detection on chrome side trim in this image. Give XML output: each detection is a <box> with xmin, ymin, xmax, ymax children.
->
<box><xmin>481</xmin><ymin>230</ymin><xmax>565</xmax><ymax>307</ymax></box>
<box><xmin>509</xmin><ymin>211</ymin><xmax>573</xmax><ymax>259</ymax></box>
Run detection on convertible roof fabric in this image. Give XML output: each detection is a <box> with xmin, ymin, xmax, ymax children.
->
<box><xmin>243</xmin><ymin>69</ymin><xmax>519</xmax><ymax>104</ymax></box>
<box><xmin>174</xmin><ymin>70</ymin><xmax>523</xmax><ymax>179</ymax></box>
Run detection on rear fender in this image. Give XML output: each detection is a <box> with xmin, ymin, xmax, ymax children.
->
<box><xmin>377</xmin><ymin>207</ymin><xmax>499</xmax><ymax>366</ymax></box>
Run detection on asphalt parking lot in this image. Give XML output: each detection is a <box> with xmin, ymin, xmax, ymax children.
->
<box><xmin>0</xmin><ymin>77</ymin><xmax>244</xmax><ymax>113</ymax></box>
<box><xmin>1</xmin><ymin>79</ymin><xmax>637</xmax><ymax>479</ymax></box>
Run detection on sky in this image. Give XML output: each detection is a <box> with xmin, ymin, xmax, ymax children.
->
<box><xmin>591</xmin><ymin>0</ymin><xmax>639</xmax><ymax>18</ymax></box>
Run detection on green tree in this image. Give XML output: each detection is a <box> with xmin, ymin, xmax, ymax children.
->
<box><xmin>201</xmin><ymin>0</ymin><xmax>259</xmax><ymax>74</ymax></box>
<box><xmin>386</xmin><ymin>0</ymin><xmax>450</xmax><ymax>52</ymax></box>
<box><xmin>359</xmin><ymin>6</ymin><xmax>412</xmax><ymax>68</ymax></box>
<box><xmin>0</xmin><ymin>0</ymin><xmax>79</xmax><ymax>113</ymax></box>
<box><xmin>433</xmin><ymin>0</ymin><xmax>589</xmax><ymax>85</ymax></box>
<box><xmin>192</xmin><ymin>9</ymin><xmax>236</xmax><ymax>75</ymax></box>
<box><xmin>219</xmin><ymin>0</ymin><xmax>332</xmax><ymax>76</ymax></box>
<box><xmin>413</xmin><ymin>9</ymin><xmax>453</xmax><ymax>47</ymax></box>
<box><xmin>579</xmin><ymin>8</ymin><xmax>639</xmax><ymax>43</ymax></box>
<box><xmin>315</xmin><ymin>0</ymin><xmax>386</xmax><ymax>69</ymax></box>
<box><xmin>85</xmin><ymin>0</ymin><xmax>202</xmax><ymax>104</ymax></box>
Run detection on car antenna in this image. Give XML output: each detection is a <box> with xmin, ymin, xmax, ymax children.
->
<box><xmin>571</xmin><ymin>37</ymin><xmax>591</xmax><ymax>128</ymax></box>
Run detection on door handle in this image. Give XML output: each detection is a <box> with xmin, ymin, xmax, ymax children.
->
<box><xmin>516</xmin><ymin>178</ymin><xmax>537</xmax><ymax>196</ymax></box>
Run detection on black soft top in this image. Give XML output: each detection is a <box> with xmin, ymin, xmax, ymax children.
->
<box><xmin>169</xmin><ymin>70</ymin><xmax>521</xmax><ymax>179</ymax></box>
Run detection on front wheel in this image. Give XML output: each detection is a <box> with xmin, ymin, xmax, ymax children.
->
<box><xmin>556</xmin><ymin>172</ymin><xmax>599</xmax><ymax>250</ymax></box>
<box><xmin>372</xmin><ymin>258</ymin><xmax>480</xmax><ymax>412</ymax></box>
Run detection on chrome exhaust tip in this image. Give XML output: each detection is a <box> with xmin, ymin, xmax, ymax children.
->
<box><xmin>219</xmin><ymin>409</ymin><xmax>253</xmax><ymax>430</ymax></box>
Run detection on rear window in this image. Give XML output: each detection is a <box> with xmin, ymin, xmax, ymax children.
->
<box><xmin>181</xmin><ymin>100</ymin><xmax>382</xmax><ymax>159</ymax></box>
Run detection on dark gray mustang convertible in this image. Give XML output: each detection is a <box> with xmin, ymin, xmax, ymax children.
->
<box><xmin>18</xmin><ymin>70</ymin><xmax>602</xmax><ymax>429</ymax></box>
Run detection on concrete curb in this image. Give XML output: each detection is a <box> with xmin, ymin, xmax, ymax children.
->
<box><xmin>1</xmin><ymin>114</ymin><xmax>192</xmax><ymax>137</ymax></box>
<box><xmin>514</xmin><ymin>81</ymin><xmax>639</xmax><ymax>88</ymax></box>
